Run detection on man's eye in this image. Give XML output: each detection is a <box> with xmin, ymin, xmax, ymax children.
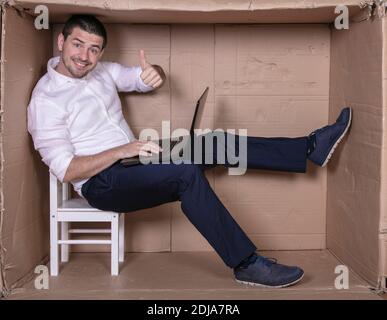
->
<box><xmin>91</xmin><ymin>49</ymin><xmax>99</xmax><ymax>55</ymax></box>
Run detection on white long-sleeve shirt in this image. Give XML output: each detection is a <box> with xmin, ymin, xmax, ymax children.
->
<box><xmin>27</xmin><ymin>56</ymin><xmax>153</xmax><ymax>197</ymax></box>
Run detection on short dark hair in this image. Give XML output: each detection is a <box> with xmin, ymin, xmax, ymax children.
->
<box><xmin>62</xmin><ymin>15</ymin><xmax>107</xmax><ymax>49</ymax></box>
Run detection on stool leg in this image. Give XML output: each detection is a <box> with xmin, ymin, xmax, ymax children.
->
<box><xmin>50</xmin><ymin>214</ymin><xmax>59</xmax><ymax>276</ymax></box>
<box><xmin>119</xmin><ymin>214</ymin><xmax>125</xmax><ymax>263</ymax></box>
<box><xmin>61</xmin><ymin>222</ymin><xmax>69</xmax><ymax>262</ymax></box>
<box><xmin>111</xmin><ymin>214</ymin><xmax>119</xmax><ymax>276</ymax></box>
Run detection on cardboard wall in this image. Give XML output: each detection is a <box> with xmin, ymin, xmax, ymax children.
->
<box><xmin>14</xmin><ymin>0</ymin><xmax>362</xmax><ymax>23</ymax></box>
<box><xmin>327</xmin><ymin>18</ymin><xmax>384</xmax><ymax>287</ymax></box>
<box><xmin>1</xmin><ymin>8</ymin><xmax>52</xmax><ymax>288</ymax></box>
<box><xmin>380</xmin><ymin>17</ymin><xmax>387</xmax><ymax>285</ymax></box>
<box><xmin>50</xmin><ymin>23</ymin><xmax>330</xmax><ymax>253</ymax></box>
<box><xmin>172</xmin><ymin>24</ymin><xmax>330</xmax><ymax>251</ymax></box>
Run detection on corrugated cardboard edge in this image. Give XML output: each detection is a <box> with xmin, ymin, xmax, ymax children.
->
<box><xmin>8</xmin><ymin>0</ymin><xmax>364</xmax><ymax>25</ymax></box>
<box><xmin>9</xmin><ymin>1</ymin><xmax>381</xmax><ymax>25</ymax></box>
<box><xmin>379</xmin><ymin>14</ymin><xmax>387</xmax><ymax>292</ymax></box>
<box><xmin>0</xmin><ymin>0</ymin><xmax>7</xmax><ymax>299</ymax></box>
<box><xmin>13</xmin><ymin>0</ymin><xmax>363</xmax><ymax>12</ymax></box>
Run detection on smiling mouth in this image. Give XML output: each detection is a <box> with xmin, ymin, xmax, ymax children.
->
<box><xmin>73</xmin><ymin>59</ymin><xmax>89</xmax><ymax>69</ymax></box>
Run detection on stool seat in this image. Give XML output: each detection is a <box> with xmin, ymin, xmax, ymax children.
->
<box><xmin>59</xmin><ymin>198</ymin><xmax>101</xmax><ymax>211</ymax></box>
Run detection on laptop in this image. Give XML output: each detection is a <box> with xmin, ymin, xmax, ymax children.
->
<box><xmin>120</xmin><ymin>86</ymin><xmax>209</xmax><ymax>166</ymax></box>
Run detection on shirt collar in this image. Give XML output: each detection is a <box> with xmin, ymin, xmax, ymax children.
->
<box><xmin>47</xmin><ymin>56</ymin><xmax>92</xmax><ymax>85</ymax></box>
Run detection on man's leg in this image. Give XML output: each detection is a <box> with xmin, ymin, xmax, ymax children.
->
<box><xmin>81</xmin><ymin>162</ymin><xmax>257</xmax><ymax>268</ymax></box>
<box><xmin>189</xmin><ymin>132</ymin><xmax>308</xmax><ymax>173</ymax></box>
<box><xmin>187</xmin><ymin>106</ymin><xmax>352</xmax><ymax>172</ymax></box>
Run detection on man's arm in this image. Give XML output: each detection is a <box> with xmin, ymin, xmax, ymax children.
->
<box><xmin>28</xmin><ymin>97</ymin><xmax>75</xmax><ymax>183</ymax></box>
<box><xmin>28</xmin><ymin>97</ymin><xmax>162</xmax><ymax>183</ymax></box>
<box><xmin>101</xmin><ymin>50</ymin><xmax>166</xmax><ymax>93</ymax></box>
<box><xmin>63</xmin><ymin>140</ymin><xmax>162</xmax><ymax>182</ymax></box>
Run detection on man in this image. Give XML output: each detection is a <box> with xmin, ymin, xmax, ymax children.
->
<box><xmin>28</xmin><ymin>15</ymin><xmax>352</xmax><ymax>288</ymax></box>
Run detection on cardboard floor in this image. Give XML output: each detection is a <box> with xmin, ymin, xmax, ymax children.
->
<box><xmin>4</xmin><ymin>250</ymin><xmax>385</xmax><ymax>300</ymax></box>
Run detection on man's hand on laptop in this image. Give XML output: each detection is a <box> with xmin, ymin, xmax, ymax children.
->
<box><xmin>63</xmin><ymin>140</ymin><xmax>163</xmax><ymax>183</ymax></box>
<box><xmin>139</xmin><ymin>49</ymin><xmax>165</xmax><ymax>89</ymax></box>
<box><xmin>117</xmin><ymin>140</ymin><xmax>163</xmax><ymax>159</ymax></box>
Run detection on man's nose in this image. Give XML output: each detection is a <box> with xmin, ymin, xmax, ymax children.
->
<box><xmin>79</xmin><ymin>48</ymin><xmax>88</xmax><ymax>61</ymax></box>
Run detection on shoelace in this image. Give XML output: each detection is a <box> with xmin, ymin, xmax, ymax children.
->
<box><xmin>238</xmin><ymin>254</ymin><xmax>278</xmax><ymax>269</ymax></box>
<box><xmin>307</xmin><ymin>132</ymin><xmax>317</xmax><ymax>155</ymax></box>
<box><xmin>259</xmin><ymin>256</ymin><xmax>278</xmax><ymax>268</ymax></box>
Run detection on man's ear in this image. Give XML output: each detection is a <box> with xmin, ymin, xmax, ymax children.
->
<box><xmin>58</xmin><ymin>33</ymin><xmax>65</xmax><ymax>52</ymax></box>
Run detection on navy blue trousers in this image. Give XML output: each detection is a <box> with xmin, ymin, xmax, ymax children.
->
<box><xmin>81</xmin><ymin>133</ymin><xmax>308</xmax><ymax>268</ymax></box>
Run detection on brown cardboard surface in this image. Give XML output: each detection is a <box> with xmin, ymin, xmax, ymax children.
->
<box><xmin>16</xmin><ymin>0</ymin><xmax>363</xmax><ymax>10</ymax></box>
<box><xmin>327</xmin><ymin>18</ymin><xmax>384</xmax><ymax>288</ymax></box>
<box><xmin>1</xmin><ymin>9</ymin><xmax>51</xmax><ymax>292</ymax></box>
<box><xmin>0</xmin><ymin>3</ymin><xmax>4</xmax><ymax>296</ymax></box>
<box><xmin>170</xmin><ymin>25</ymin><xmax>215</xmax><ymax>132</ymax></box>
<box><xmin>14</xmin><ymin>0</ymin><xmax>362</xmax><ymax>23</ymax></box>
<box><xmin>1</xmin><ymin>7</ymin><xmax>52</xmax><ymax>290</ymax></box>
<box><xmin>380</xmin><ymin>17</ymin><xmax>387</xmax><ymax>285</ymax></box>
<box><xmin>169</xmin><ymin>24</ymin><xmax>329</xmax><ymax>251</ymax></box>
<box><xmin>5</xmin><ymin>251</ymin><xmax>382</xmax><ymax>300</ymax></box>
<box><xmin>214</xmin><ymin>24</ymin><xmax>328</xmax><ymax>250</ymax></box>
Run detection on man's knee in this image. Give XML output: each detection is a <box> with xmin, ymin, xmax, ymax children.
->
<box><xmin>179</xmin><ymin>163</ymin><xmax>202</xmax><ymax>179</ymax></box>
<box><xmin>173</xmin><ymin>164</ymin><xmax>203</xmax><ymax>194</ymax></box>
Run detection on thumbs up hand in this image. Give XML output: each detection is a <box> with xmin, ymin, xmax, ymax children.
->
<box><xmin>139</xmin><ymin>49</ymin><xmax>165</xmax><ymax>89</ymax></box>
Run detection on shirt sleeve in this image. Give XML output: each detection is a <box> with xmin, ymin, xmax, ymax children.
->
<box><xmin>100</xmin><ymin>61</ymin><xmax>154</xmax><ymax>93</ymax></box>
<box><xmin>27</xmin><ymin>97</ymin><xmax>75</xmax><ymax>183</ymax></box>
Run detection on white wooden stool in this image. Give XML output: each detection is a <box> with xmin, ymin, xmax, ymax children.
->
<box><xmin>49</xmin><ymin>172</ymin><xmax>124</xmax><ymax>276</ymax></box>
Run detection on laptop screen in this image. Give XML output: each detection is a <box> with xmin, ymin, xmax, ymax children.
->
<box><xmin>190</xmin><ymin>87</ymin><xmax>209</xmax><ymax>134</ymax></box>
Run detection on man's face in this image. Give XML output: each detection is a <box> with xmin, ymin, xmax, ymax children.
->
<box><xmin>57</xmin><ymin>27</ymin><xmax>104</xmax><ymax>78</ymax></box>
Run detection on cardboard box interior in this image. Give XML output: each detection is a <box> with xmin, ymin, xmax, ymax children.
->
<box><xmin>0</xmin><ymin>0</ymin><xmax>386</xmax><ymax>294</ymax></box>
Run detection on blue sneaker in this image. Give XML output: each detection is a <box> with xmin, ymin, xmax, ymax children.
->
<box><xmin>308</xmin><ymin>107</ymin><xmax>352</xmax><ymax>167</ymax></box>
<box><xmin>234</xmin><ymin>254</ymin><xmax>304</xmax><ymax>288</ymax></box>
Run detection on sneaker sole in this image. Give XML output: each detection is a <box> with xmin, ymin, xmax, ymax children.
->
<box><xmin>235</xmin><ymin>272</ymin><xmax>304</xmax><ymax>289</ymax></box>
<box><xmin>321</xmin><ymin>108</ymin><xmax>352</xmax><ymax>167</ymax></box>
